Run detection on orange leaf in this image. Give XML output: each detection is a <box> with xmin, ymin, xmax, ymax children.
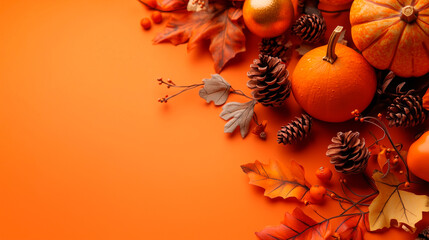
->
<box><xmin>256</xmin><ymin>208</ymin><xmax>332</xmax><ymax>240</ymax></box>
<box><xmin>241</xmin><ymin>159</ymin><xmax>310</xmax><ymax>201</ymax></box>
<box><xmin>153</xmin><ymin>3</ymin><xmax>245</xmax><ymax>72</ymax></box>
<box><xmin>336</xmin><ymin>214</ymin><xmax>368</xmax><ymax>240</ymax></box>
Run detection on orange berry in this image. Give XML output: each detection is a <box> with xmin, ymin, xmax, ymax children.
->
<box><xmin>330</xmin><ymin>193</ymin><xmax>336</xmax><ymax>198</ymax></box>
<box><xmin>392</xmin><ymin>157</ymin><xmax>399</xmax><ymax>165</ymax></box>
<box><xmin>140</xmin><ymin>17</ymin><xmax>151</xmax><ymax>30</ymax></box>
<box><xmin>315</xmin><ymin>167</ymin><xmax>332</xmax><ymax>183</ymax></box>
<box><xmin>309</xmin><ymin>185</ymin><xmax>326</xmax><ymax>203</ymax></box>
<box><xmin>404</xmin><ymin>182</ymin><xmax>410</xmax><ymax>188</ymax></box>
<box><xmin>151</xmin><ymin>11</ymin><xmax>163</xmax><ymax>24</ymax></box>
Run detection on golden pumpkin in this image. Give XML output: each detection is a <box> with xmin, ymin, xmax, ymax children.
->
<box><xmin>350</xmin><ymin>0</ymin><xmax>429</xmax><ymax>77</ymax></box>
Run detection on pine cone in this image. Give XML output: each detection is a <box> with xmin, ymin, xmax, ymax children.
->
<box><xmin>259</xmin><ymin>35</ymin><xmax>292</xmax><ymax>64</ymax></box>
<box><xmin>416</xmin><ymin>227</ymin><xmax>429</xmax><ymax>240</ymax></box>
<box><xmin>277</xmin><ymin>114</ymin><xmax>312</xmax><ymax>145</ymax></box>
<box><xmin>326</xmin><ymin>131</ymin><xmax>370</xmax><ymax>174</ymax></box>
<box><xmin>386</xmin><ymin>90</ymin><xmax>427</xmax><ymax>127</ymax></box>
<box><xmin>247</xmin><ymin>54</ymin><xmax>291</xmax><ymax>107</ymax></box>
<box><xmin>292</xmin><ymin>14</ymin><xmax>327</xmax><ymax>43</ymax></box>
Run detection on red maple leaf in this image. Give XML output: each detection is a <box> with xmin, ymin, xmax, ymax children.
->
<box><xmin>336</xmin><ymin>213</ymin><xmax>368</xmax><ymax>240</ymax></box>
<box><xmin>256</xmin><ymin>208</ymin><xmax>332</xmax><ymax>240</ymax></box>
<box><xmin>153</xmin><ymin>2</ymin><xmax>246</xmax><ymax>72</ymax></box>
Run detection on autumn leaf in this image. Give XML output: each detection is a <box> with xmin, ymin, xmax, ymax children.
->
<box><xmin>256</xmin><ymin>208</ymin><xmax>331</xmax><ymax>240</ymax></box>
<box><xmin>157</xmin><ymin>0</ymin><xmax>187</xmax><ymax>11</ymax></box>
<box><xmin>153</xmin><ymin>3</ymin><xmax>246</xmax><ymax>72</ymax></box>
<box><xmin>368</xmin><ymin>171</ymin><xmax>429</xmax><ymax>232</ymax></box>
<box><xmin>295</xmin><ymin>43</ymin><xmax>315</xmax><ymax>56</ymax></box>
<box><xmin>378</xmin><ymin>71</ymin><xmax>396</xmax><ymax>94</ymax></box>
<box><xmin>138</xmin><ymin>0</ymin><xmax>187</xmax><ymax>12</ymax></box>
<box><xmin>220</xmin><ymin>99</ymin><xmax>256</xmax><ymax>138</ymax></box>
<box><xmin>336</xmin><ymin>214</ymin><xmax>367</xmax><ymax>240</ymax></box>
<box><xmin>199</xmin><ymin>74</ymin><xmax>231</xmax><ymax>105</ymax></box>
<box><xmin>241</xmin><ymin>159</ymin><xmax>310</xmax><ymax>201</ymax></box>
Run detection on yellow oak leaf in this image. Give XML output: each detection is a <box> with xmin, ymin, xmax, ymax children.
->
<box><xmin>241</xmin><ymin>159</ymin><xmax>310</xmax><ymax>201</ymax></box>
<box><xmin>368</xmin><ymin>171</ymin><xmax>429</xmax><ymax>232</ymax></box>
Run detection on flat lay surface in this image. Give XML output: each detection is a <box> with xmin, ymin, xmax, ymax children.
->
<box><xmin>0</xmin><ymin>0</ymin><xmax>428</xmax><ymax>239</ymax></box>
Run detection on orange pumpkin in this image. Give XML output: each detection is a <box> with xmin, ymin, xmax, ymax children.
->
<box><xmin>350</xmin><ymin>0</ymin><xmax>429</xmax><ymax>77</ymax></box>
<box><xmin>292</xmin><ymin>26</ymin><xmax>377</xmax><ymax>123</ymax></box>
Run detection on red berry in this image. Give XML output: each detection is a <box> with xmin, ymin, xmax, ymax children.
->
<box><xmin>140</xmin><ymin>17</ymin><xmax>151</xmax><ymax>30</ymax></box>
<box><xmin>404</xmin><ymin>182</ymin><xmax>410</xmax><ymax>188</ymax></box>
<box><xmin>315</xmin><ymin>167</ymin><xmax>332</xmax><ymax>183</ymax></box>
<box><xmin>310</xmin><ymin>185</ymin><xmax>326</xmax><ymax>203</ymax></box>
<box><xmin>151</xmin><ymin>11</ymin><xmax>163</xmax><ymax>24</ymax></box>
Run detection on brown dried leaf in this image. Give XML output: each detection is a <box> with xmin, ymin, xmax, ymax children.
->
<box><xmin>220</xmin><ymin>99</ymin><xmax>256</xmax><ymax>138</ymax></box>
<box><xmin>380</xmin><ymin>71</ymin><xmax>396</xmax><ymax>94</ymax></box>
<box><xmin>153</xmin><ymin>3</ymin><xmax>246</xmax><ymax>72</ymax></box>
<box><xmin>295</xmin><ymin>43</ymin><xmax>315</xmax><ymax>56</ymax></box>
<box><xmin>199</xmin><ymin>74</ymin><xmax>231</xmax><ymax>105</ymax></box>
<box><xmin>368</xmin><ymin>171</ymin><xmax>429</xmax><ymax>232</ymax></box>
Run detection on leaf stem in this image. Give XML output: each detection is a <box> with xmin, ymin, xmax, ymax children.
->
<box><xmin>230</xmin><ymin>88</ymin><xmax>254</xmax><ymax>100</ymax></box>
<box><xmin>362</xmin><ymin>116</ymin><xmax>410</xmax><ymax>182</ymax></box>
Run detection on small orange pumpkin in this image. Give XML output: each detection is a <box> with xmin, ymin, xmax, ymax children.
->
<box><xmin>292</xmin><ymin>26</ymin><xmax>377</xmax><ymax>123</ymax></box>
<box><xmin>350</xmin><ymin>0</ymin><xmax>429</xmax><ymax>77</ymax></box>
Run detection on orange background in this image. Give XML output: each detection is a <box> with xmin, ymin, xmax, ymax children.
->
<box><xmin>0</xmin><ymin>1</ymin><xmax>428</xmax><ymax>239</ymax></box>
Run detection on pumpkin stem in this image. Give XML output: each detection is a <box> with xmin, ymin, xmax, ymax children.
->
<box><xmin>323</xmin><ymin>26</ymin><xmax>343</xmax><ymax>64</ymax></box>
<box><xmin>400</xmin><ymin>6</ymin><xmax>418</xmax><ymax>23</ymax></box>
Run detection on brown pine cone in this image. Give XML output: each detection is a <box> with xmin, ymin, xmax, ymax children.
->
<box><xmin>247</xmin><ymin>54</ymin><xmax>291</xmax><ymax>107</ymax></box>
<box><xmin>259</xmin><ymin>35</ymin><xmax>292</xmax><ymax>64</ymax></box>
<box><xmin>416</xmin><ymin>227</ymin><xmax>429</xmax><ymax>240</ymax></box>
<box><xmin>386</xmin><ymin>90</ymin><xmax>427</xmax><ymax>127</ymax></box>
<box><xmin>292</xmin><ymin>14</ymin><xmax>327</xmax><ymax>43</ymax></box>
<box><xmin>326</xmin><ymin>131</ymin><xmax>370</xmax><ymax>174</ymax></box>
<box><xmin>277</xmin><ymin>114</ymin><xmax>312</xmax><ymax>145</ymax></box>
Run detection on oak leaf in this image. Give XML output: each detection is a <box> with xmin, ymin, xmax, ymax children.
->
<box><xmin>199</xmin><ymin>74</ymin><xmax>231</xmax><ymax>105</ymax></box>
<box><xmin>336</xmin><ymin>214</ymin><xmax>367</xmax><ymax>240</ymax></box>
<box><xmin>241</xmin><ymin>159</ymin><xmax>310</xmax><ymax>201</ymax></box>
<box><xmin>220</xmin><ymin>99</ymin><xmax>256</xmax><ymax>138</ymax></box>
<box><xmin>153</xmin><ymin>3</ymin><xmax>246</xmax><ymax>72</ymax></box>
<box><xmin>368</xmin><ymin>171</ymin><xmax>429</xmax><ymax>232</ymax></box>
<box><xmin>256</xmin><ymin>208</ymin><xmax>331</xmax><ymax>240</ymax></box>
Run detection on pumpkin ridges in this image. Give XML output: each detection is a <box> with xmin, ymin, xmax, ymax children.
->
<box><xmin>357</xmin><ymin>20</ymin><xmax>400</xmax><ymax>52</ymax></box>
<box><xmin>350</xmin><ymin>0</ymin><xmax>400</xmax><ymax>25</ymax></box>
<box><xmin>365</xmin><ymin>0</ymin><xmax>402</xmax><ymax>11</ymax></box>
<box><xmin>390</xmin><ymin>24</ymin><xmax>429</xmax><ymax>76</ymax></box>
<box><xmin>361</xmin><ymin>21</ymin><xmax>406</xmax><ymax>70</ymax></box>
<box><xmin>351</xmin><ymin>15</ymin><xmax>400</xmax><ymax>26</ymax></box>
<box><xmin>416</xmin><ymin>20</ymin><xmax>429</xmax><ymax>36</ymax></box>
<box><xmin>416</xmin><ymin>1</ymin><xmax>429</xmax><ymax>10</ymax></box>
<box><xmin>387</xmin><ymin>23</ymin><xmax>407</xmax><ymax>69</ymax></box>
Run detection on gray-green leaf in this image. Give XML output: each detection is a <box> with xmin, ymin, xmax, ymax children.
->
<box><xmin>220</xmin><ymin>100</ymin><xmax>257</xmax><ymax>138</ymax></box>
<box><xmin>199</xmin><ymin>74</ymin><xmax>231</xmax><ymax>106</ymax></box>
